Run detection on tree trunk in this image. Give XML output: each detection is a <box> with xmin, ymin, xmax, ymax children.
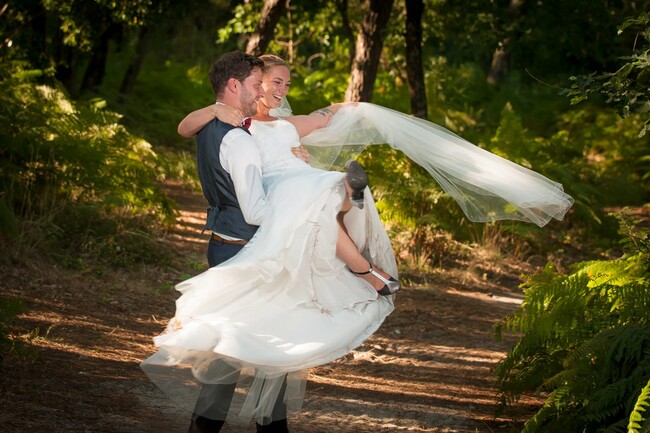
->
<box><xmin>487</xmin><ymin>40</ymin><xmax>510</xmax><ymax>84</ymax></box>
<box><xmin>487</xmin><ymin>0</ymin><xmax>523</xmax><ymax>84</ymax></box>
<box><xmin>29</xmin><ymin>3</ymin><xmax>47</xmax><ymax>66</ymax></box>
<box><xmin>334</xmin><ymin>0</ymin><xmax>356</xmax><ymax>67</ymax></box>
<box><xmin>80</xmin><ymin>25</ymin><xmax>115</xmax><ymax>93</ymax></box>
<box><xmin>345</xmin><ymin>0</ymin><xmax>395</xmax><ymax>102</ymax></box>
<box><xmin>245</xmin><ymin>0</ymin><xmax>287</xmax><ymax>56</ymax></box>
<box><xmin>405</xmin><ymin>0</ymin><xmax>427</xmax><ymax>119</ymax></box>
<box><xmin>54</xmin><ymin>44</ymin><xmax>80</xmax><ymax>97</ymax></box>
<box><xmin>119</xmin><ymin>26</ymin><xmax>150</xmax><ymax>97</ymax></box>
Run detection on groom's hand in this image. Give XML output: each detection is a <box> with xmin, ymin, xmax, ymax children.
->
<box><xmin>291</xmin><ymin>145</ymin><xmax>311</xmax><ymax>163</ymax></box>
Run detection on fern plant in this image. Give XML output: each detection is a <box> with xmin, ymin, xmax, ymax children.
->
<box><xmin>494</xmin><ymin>215</ymin><xmax>650</xmax><ymax>433</ymax></box>
<box><xmin>629</xmin><ymin>378</ymin><xmax>650</xmax><ymax>433</ymax></box>
<box><xmin>0</xmin><ymin>63</ymin><xmax>176</xmax><ymax>265</ymax></box>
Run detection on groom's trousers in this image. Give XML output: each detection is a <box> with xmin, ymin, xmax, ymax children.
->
<box><xmin>187</xmin><ymin>237</ymin><xmax>289</xmax><ymax>433</ymax></box>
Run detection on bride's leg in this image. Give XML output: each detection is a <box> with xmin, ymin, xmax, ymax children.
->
<box><xmin>337</xmin><ymin>183</ymin><xmax>355</xmax><ymax>236</ymax></box>
<box><xmin>335</xmin><ymin>224</ymin><xmax>398</xmax><ymax>293</ymax></box>
<box><xmin>337</xmin><ymin>211</ymin><xmax>349</xmax><ymax>236</ymax></box>
<box><xmin>339</xmin><ymin>160</ymin><xmax>365</xmax><ymax>234</ymax></box>
<box><xmin>338</xmin><ymin>183</ymin><xmax>352</xmax><ymax>235</ymax></box>
<box><xmin>340</xmin><ymin>181</ymin><xmax>353</xmax><ymax>215</ymax></box>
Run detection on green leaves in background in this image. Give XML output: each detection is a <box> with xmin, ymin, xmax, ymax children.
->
<box><xmin>0</xmin><ymin>63</ymin><xmax>175</xmax><ymax>266</ymax></box>
<box><xmin>565</xmin><ymin>12</ymin><xmax>650</xmax><ymax>137</ymax></box>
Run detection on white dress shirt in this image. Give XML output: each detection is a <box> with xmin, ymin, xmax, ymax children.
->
<box><xmin>217</xmin><ymin>128</ymin><xmax>266</xmax><ymax>238</ymax></box>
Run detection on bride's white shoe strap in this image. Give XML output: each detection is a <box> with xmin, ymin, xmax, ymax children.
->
<box><xmin>367</xmin><ymin>268</ymin><xmax>391</xmax><ymax>285</ymax></box>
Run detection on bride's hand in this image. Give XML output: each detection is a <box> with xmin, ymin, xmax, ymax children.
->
<box><xmin>214</xmin><ymin>104</ymin><xmax>243</xmax><ymax>127</ymax></box>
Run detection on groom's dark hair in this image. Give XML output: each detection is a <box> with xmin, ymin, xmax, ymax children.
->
<box><xmin>209</xmin><ymin>51</ymin><xmax>264</xmax><ymax>97</ymax></box>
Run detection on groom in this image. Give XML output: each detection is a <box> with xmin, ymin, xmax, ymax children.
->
<box><xmin>198</xmin><ymin>51</ymin><xmax>266</xmax><ymax>268</ymax></box>
<box><xmin>189</xmin><ymin>51</ymin><xmax>289</xmax><ymax>433</ymax></box>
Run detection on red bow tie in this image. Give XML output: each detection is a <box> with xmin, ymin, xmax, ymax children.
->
<box><xmin>241</xmin><ymin>118</ymin><xmax>252</xmax><ymax>129</ymax></box>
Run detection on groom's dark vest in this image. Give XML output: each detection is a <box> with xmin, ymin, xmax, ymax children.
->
<box><xmin>196</xmin><ymin>119</ymin><xmax>259</xmax><ymax>241</ymax></box>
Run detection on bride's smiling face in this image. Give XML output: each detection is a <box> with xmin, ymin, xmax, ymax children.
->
<box><xmin>260</xmin><ymin>65</ymin><xmax>291</xmax><ymax>110</ymax></box>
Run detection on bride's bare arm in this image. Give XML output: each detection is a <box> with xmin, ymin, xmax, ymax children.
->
<box><xmin>178</xmin><ymin>104</ymin><xmax>243</xmax><ymax>137</ymax></box>
<box><xmin>286</xmin><ymin>103</ymin><xmax>351</xmax><ymax>138</ymax></box>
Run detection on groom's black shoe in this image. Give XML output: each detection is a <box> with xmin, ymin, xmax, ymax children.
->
<box><xmin>188</xmin><ymin>413</ymin><xmax>225</xmax><ymax>433</ymax></box>
<box><xmin>256</xmin><ymin>419</ymin><xmax>290</xmax><ymax>433</ymax></box>
<box><xmin>345</xmin><ymin>160</ymin><xmax>368</xmax><ymax>209</ymax></box>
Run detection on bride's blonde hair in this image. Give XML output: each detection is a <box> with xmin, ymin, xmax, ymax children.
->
<box><xmin>259</xmin><ymin>54</ymin><xmax>289</xmax><ymax>74</ymax></box>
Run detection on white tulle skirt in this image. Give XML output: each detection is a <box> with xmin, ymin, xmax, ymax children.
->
<box><xmin>141</xmin><ymin>166</ymin><xmax>396</xmax><ymax>424</ymax></box>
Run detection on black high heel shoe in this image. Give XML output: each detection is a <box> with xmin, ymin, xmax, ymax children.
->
<box><xmin>345</xmin><ymin>160</ymin><xmax>368</xmax><ymax>209</ymax></box>
<box><xmin>351</xmin><ymin>266</ymin><xmax>400</xmax><ymax>296</ymax></box>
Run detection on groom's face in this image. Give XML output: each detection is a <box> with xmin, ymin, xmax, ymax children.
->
<box><xmin>238</xmin><ymin>67</ymin><xmax>264</xmax><ymax>118</ymax></box>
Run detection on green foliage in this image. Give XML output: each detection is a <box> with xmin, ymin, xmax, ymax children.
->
<box><xmin>0</xmin><ymin>297</ymin><xmax>25</xmax><ymax>369</ymax></box>
<box><xmin>552</xmin><ymin>107</ymin><xmax>650</xmax><ymax>213</ymax></box>
<box><xmin>105</xmin><ymin>59</ymin><xmax>214</xmax><ymax>148</ymax></box>
<box><xmin>300</xmin><ymin>67</ymin><xmax>351</xmax><ymax>108</ymax></box>
<box><xmin>494</xmin><ymin>215</ymin><xmax>650</xmax><ymax>433</ymax></box>
<box><xmin>2</xmin><ymin>0</ymin><xmax>185</xmax><ymax>56</ymax></box>
<box><xmin>0</xmin><ymin>62</ymin><xmax>175</xmax><ymax>265</ymax></box>
<box><xmin>216</xmin><ymin>2</ymin><xmax>259</xmax><ymax>44</ymax></box>
<box><xmin>564</xmin><ymin>13</ymin><xmax>650</xmax><ymax>137</ymax></box>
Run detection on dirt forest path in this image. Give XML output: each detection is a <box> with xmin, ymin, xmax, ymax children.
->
<box><xmin>1</xmin><ymin>180</ymin><xmax>540</xmax><ymax>433</ymax></box>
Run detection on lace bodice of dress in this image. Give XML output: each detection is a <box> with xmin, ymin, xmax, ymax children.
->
<box><xmin>248</xmin><ymin>118</ymin><xmax>308</xmax><ymax>177</ymax></box>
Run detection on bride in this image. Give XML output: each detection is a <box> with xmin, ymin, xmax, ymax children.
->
<box><xmin>142</xmin><ymin>53</ymin><xmax>573</xmax><ymax>427</ymax></box>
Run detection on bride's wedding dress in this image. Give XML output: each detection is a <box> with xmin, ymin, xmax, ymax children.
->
<box><xmin>141</xmin><ymin>117</ymin><xmax>397</xmax><ymax>424</ymax></box>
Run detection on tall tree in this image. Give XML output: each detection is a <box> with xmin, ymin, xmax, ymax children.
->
<box><xmin>345</xmin><ymin>0</ymin><xmax>395</xmax><ymax>101</ymax></box>
<box><xmin>487</xmin><ymin>0</ymin><xmax>522</xmax><ymax>85</ymax></box>
<box><xmin>246</xmin><ymin>0</ymin><xmax>287</xmax><ymax>55</ymax></box>
<box><xmin>405</xmin><ymin>0</ymin><xmax>427</xmax><ymax>118</ymax></box>
<box><xmin>119</xmin><ymin>26</ymin><xmax>151</xmax><ymax>97</ymax></box>
<box><xmin>334</xmin><ymin>0</ymin><xmax>356</xmax><ymax>67</ymax></box>
<box><xmin>80</xmin><ymin>23</ymin><xmax>120</xmax><ymax>93</ymax></box>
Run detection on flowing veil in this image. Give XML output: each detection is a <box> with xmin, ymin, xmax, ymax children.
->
<box><xmin>269</xmin><ymin>97</ymin><xmax>294</xmax><ymax>117</ymax></box>
<box><xmin>298</xmin><ymin>102</ymin><xmax>573</xmax><ymax>228</ymax></box>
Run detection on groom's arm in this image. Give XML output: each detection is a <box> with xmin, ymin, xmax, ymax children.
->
<box><xmin>220</xmin><ymin>130</ymin><xmax>267</xmax><ymax>226</ymax></box>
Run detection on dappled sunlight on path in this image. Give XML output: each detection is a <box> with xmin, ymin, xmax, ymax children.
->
<box><xmin>283</xmin><ymin>285</ymin><xmax>537</xmax><ymax>433</ymax></box>
<box><xmin>1</xmin><ymin>180</ymin><xmax>540</xmax><ymax>433</ymax></box>
<box><xmin>160</xmin><ymin>179</ymin><xmax>209</xmax><ymax>257</ymax></box>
